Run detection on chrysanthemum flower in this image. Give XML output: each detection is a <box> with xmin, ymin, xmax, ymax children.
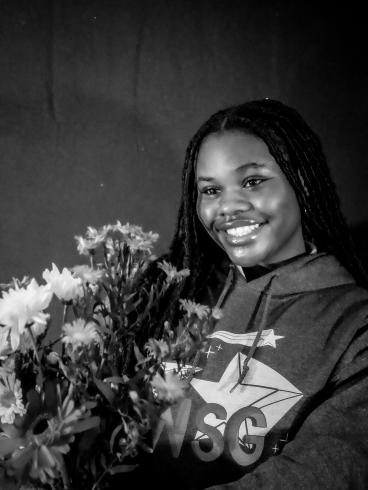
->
<box><xmin>113</xmin><ymin>221</ymin><xmax>159</xmax><ymax>252</ymax></box>
<box><xmin>72</xmin><ymin>264</ymin><xmax>105</xmax><ymax>284</ymax></box>
<box><xmin>179</xmin><ymin>299</ymin><xmax>210</xmax><ymax>320</ymax></box>
<box><xmin>62</xmin><ymin>319</ymin><xmax>100</xmax><ymax>351</ymax></box>
<box><xmin>85</xmin><ymin>225</ymin><xmax>108</xmax><ymax>243</ymax></box>
<box><xmin>0</xmin><ymin>372</ymin><xmax>26</xmax><ymax>424</ymax></box>
<box><xmin>145</xmin><ymin>338</ymin><xmax>170</xmax><ymax>360</ymax></box>
<box><xmin>0</xmin><ymin>279</ymin><xmax>52</xmax><ymax>351</ymax></box>
<box><xmin>74</xmin><ymin>225</ymin><xmax>109</xmax><ymax>256</ymax></box>
<box><xmin>42</xmin><ymin>263</ymin><xmax>83</xmax><ymax>302</ymax></box>
<box><xmin>27</xmin><ymin>396</ymin><xmax>82</xmax><ymax>483</ymax></box>
<box><xmin>12</xmin><ymin>392</ymin><xmax>99</xmax><ymax>485</ymax></box>
<box><xmin>157</xmin><ymin>260</ymin><xmax>190</xmax><ymax>283</ymax></box>
<box><xmin>74</xmin><ymin>236</ymin><xmax>93</xmax><ymax>255</ymax></box>
<box><xmin>150</xmin><ymin>371</ymin><xmax>186</xmax><ymax>403</ymax></box>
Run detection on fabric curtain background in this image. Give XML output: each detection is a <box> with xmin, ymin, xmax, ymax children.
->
<box><xmin>1</xmin><ymin>0</ymin><xmax>367</xmax><ymax>284</ymax></box>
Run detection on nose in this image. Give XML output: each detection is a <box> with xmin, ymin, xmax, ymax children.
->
<box><xmin>218</xmin><ymin>188</ymin><xmax>253</xmax><ymax>217</ymax></box>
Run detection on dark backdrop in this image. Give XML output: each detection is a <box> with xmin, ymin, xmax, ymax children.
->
<box><xmin>1</xmin><ymin>0</ymin><xmax>368</xmax><ymax>283</ymax></box>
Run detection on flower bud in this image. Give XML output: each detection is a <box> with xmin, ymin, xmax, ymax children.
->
<box><xmin>47</xmin><ymin>351</ymin><xmax>60</xmax><ymax>365</ymax></box>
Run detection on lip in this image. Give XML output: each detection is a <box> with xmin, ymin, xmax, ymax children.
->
<box><xmin>216</xmin><ymin>220</ymin><xmax>265</xmax><ymax>246</ymax></box>
<box><xmin>216</xmin><ymin>219</ymin><xmax>264</xmax><ymax>231</ymax></box>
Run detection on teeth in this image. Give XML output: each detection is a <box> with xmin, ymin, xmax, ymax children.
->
<box><xmin>226</xmin><ymin>224</ymin><xmax>260</xmax><ymax>237</ymax></box>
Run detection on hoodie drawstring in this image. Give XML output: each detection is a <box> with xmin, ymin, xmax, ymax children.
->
<box><xmin>186</xmin><ymin>264</ymin><xmax>236</xmax><ymax>383</ymax></box>
<box><xmin>229</xmin><ymin>274</ymin><xmax>277</xmax><ymax>393</ymax></box>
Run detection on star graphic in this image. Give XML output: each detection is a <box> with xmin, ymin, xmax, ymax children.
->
<box><xmin>261</xmin><ymin>330</ymin><xmax>284</xmax><ymax>348</ymax></box>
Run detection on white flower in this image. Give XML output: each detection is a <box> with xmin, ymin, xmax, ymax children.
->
<box><xmin>0</xmin><ymin>279</ymin><xmax>52</xmax><ymax>351</ymax></box>
<box><xmin>0</xmin><ymin>372</ymin><xmax>26</xmax><ymax>424</ymax></box>
<box><xmin>113</xmin><ymin>221</ymin><xmax>159</xmax><ymax>252</ymax></box>
<box><xmin>47</xmin><ymin>351</ymin><xmax>60</xmax><ymax>365</ymax></box>
<box><xmin>157</xmin><ymin>260</ymin><xmax>190</xmax><ymax>283</ymax></box>
<box><xmin>111</xmin><ymin>220</ymin><xmax>137</xmax><ymax>235</ymax></box>
<box><xmin>72</xmin><ymin>265</ymin><xmax>105</xmax><ymax>284</ymax></box>
<box><xmin>62</xmin><ymin>319</ymin><xmax>100</xmax><ymax>351</ymax></box>
<box><xmin>75</xmin><ymin>236</ymin><xmax>94</xmax><ymax>255</ymax></box>
<box><xmin>42</xmin><ymin>263</ymin><xmax>83</xmax><ymax>302</ymax></box>
<box><xmin>145</xmin><ymin>338</ymin><xmax>170</xmax><ymax>359</ymax></box>
<box><xmin>179</xmin><ymin>299</ymin><xmax>210</xmax><ymax>320</ymax></box>
<box><xmin>151</xmin><ymin>372</ymin><xmax>185</xmax><ymax>403</ymax></box>
<box><xmin>74</xmin><ymin>225</ymin><xmax>110</xmax><ymax>255</ymax></box>
<box><xmin>85</xmin><ymin>226</ymin><xmax>108</xmax><ymax>243</ymax></box>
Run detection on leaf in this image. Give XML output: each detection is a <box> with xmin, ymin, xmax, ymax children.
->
<box><xmin>109</xmin><ymin>423</ymin><xmax>123</xmax><ymax>453</ymax></box>
<box><xmin>103</xmin><ymin>376</ymin><xmax>128</xmax><ymax>385</ymax></box>
<box><xmin>25</xmin><ymin>388</ymin><xmax>42</xmax><ymax>417</ymax></box>
<box><xmin>78</xmin><ymin>426</ymin><xmax>99</xmax><ymax>452</ymax></box>
<box><xmin>84</xmin><ymin>400</ymin><xmax>98</xmax><ymax>410</ymax></box>
<box><xmin>93</xmin><ymin>377</ymin><xmax>116</xmax><ymax>405</ymax></box>
<box><xmin>108</xmin><ymin>464</ymin><xmax>138</xmax><ymax>475</ymax></box>
<box><xmin>0</xmin><ymin>437</ymin><xmax>25</xmax><ymax>457</ymax></box>
<box><xmin>70</xmin><ymin>416</ymin><xmax>101</xmax><ymax>434</ymax></box>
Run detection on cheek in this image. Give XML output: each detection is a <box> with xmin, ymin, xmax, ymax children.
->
<box><xmin>264</xmin><ymin>185</ymin><xmax>301</xmax><ymax>222</ymax></box>
<box><xmin>196</xmin><ymin>197</ymin><xmax>213</xmax><ymax>228</ymax></box>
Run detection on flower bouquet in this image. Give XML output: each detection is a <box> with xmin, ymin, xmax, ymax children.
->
<box><xmin>0</xmin><ymin>222</ymin><xmax>220</xmax><ymax>490</ymax></box>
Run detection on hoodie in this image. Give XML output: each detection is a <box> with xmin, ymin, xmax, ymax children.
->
<box><xmin>126</xmin><ymin>253</ymin><xmax>368</xmax><ymax>489</ymax></box>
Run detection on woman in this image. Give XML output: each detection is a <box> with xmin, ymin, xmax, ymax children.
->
<box><xmin>132</xmin><ymin>99</ymin><xmax>368</xmax><ymax>489</ymax></box>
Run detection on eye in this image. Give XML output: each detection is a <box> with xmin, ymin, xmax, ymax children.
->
<box><xmin>243</xmin><ymin>177</ymin><xmax>267</xmax><ymax>188</ymax></box>
<box><xmin>198</xmin><ymin>186</ymin><xmax>220</xmax><ymax>196</ymax></box>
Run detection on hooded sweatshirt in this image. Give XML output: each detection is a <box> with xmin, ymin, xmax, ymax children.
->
<box><xmin>126</xmin><ymin>252</ymin><xmax>368</xmax><ymax>490</ymax></box>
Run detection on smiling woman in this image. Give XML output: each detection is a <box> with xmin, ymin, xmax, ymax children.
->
<box><xmin>124</xmin><ymin>99</ymin><xmax>368</xmax><ymax>490</ymax></box>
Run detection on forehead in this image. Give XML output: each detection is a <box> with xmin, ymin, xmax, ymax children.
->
<box><xmin>196</xmin><ymin>131</ymin><xmax>279</xmax><ymax>176</ymax></box>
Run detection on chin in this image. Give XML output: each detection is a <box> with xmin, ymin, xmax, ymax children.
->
<box><xmin>221</xmin><ymin>242</ymin><xmax>262</xmax><ymax>266</ymax></box>
<box><xmin>226</xmin><ymin>252</ymin><xmax>263</xmax><ymax>268</ymax></box>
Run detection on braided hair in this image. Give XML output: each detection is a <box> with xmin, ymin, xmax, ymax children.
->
<box><xmin>142</xmin><ymin>99</ymin><xmax>368</xmax><ymax>338</ymax></box>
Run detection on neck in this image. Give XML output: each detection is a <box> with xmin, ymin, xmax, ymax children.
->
<box><xmin>238</xmin><ymin>248</ymin><xmax>316</xmax><ymax>281</ymax></box>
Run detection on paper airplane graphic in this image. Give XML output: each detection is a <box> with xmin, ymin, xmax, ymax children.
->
<box><xmin>191</xmin><ymin>353</ymin><xmax>303</xmax><ymax>441</ymax></box>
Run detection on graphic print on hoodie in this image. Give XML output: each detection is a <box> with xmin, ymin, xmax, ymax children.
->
<box><xmin>157</xmin><ymin>328</ymin><xmax>302</xmax><ymax>471</ymax></box>
<box><xmin>140</xmin><ymin>253</ymin><xmax>368</xmax><ymax>490</ymax></box>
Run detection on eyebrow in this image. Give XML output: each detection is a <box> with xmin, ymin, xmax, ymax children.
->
<box><xmin>196</xmin><ymin>162</ymin><xmax>266</xmax><ymax>182</ymax></box>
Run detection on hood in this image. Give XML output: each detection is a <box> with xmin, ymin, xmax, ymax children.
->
<box><xmin>209</xmin><ymin>252</ymin><xmax>357</xmax><ymax>391</ymax></box>
<box><xmin>236</xmin><ymin>252</ymin><xmax>356</xmax><ymax>296</ymax></box>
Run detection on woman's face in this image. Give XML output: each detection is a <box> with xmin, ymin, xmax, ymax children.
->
<box><xmin>195</xmin><ymin>131</ymin><xmax>305</xmax><ymax>268</ymax></box>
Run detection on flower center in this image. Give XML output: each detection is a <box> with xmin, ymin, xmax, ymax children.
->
<box><xmin>0</xmin><ymin>389</ymin><xmax>16</xmax><ymax>408</ymax></box>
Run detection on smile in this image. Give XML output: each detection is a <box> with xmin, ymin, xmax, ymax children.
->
<box><xmin>226</xmin><ymin>224</ymin><xmax>261</xmax><ymax>237</ymax></box>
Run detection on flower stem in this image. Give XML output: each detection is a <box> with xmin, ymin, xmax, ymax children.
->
<box><xmin>91</xmin><ymin>457</ymin><xmax>118</xmax><ymax>490</ymax></box>
<box><xmin>26</xmin><ymin>323</ymin><xmax>45</xmax><ymax>386</ymax></box>
<box><xmin>62</xmin><ymin>303</ymin><xmax>69</xmax><ymax>357</ymax></box>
